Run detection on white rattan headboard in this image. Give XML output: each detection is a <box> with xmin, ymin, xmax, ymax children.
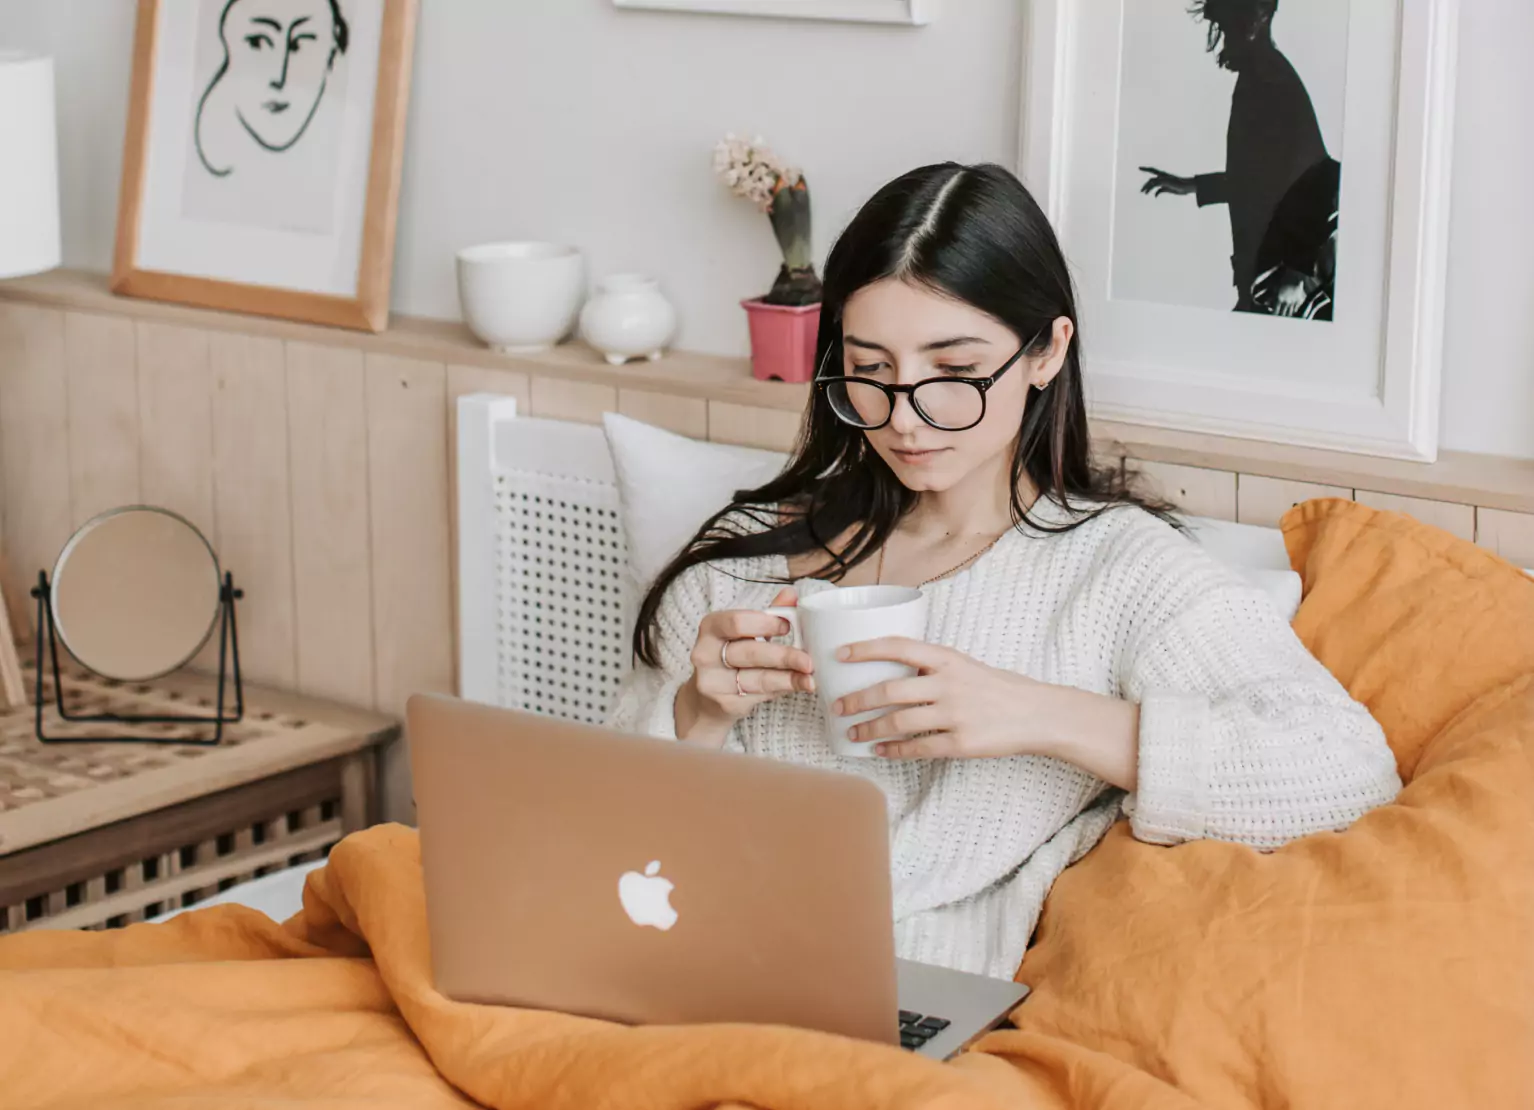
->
<box><xmin>457</xmin><ymin>393</ymin><xmax>634</xmax><ymax>723</ymax></box>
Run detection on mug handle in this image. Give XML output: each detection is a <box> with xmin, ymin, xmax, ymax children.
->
<box><xmin>761</xmin><ymin>606</ymin><xmax>801</xmax><ymax>649</ymax></box>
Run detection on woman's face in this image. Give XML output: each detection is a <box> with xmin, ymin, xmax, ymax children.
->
<box><xmin>835</xmin><ymin>279</ymin><xmax>1068</xmax><ymax>496</ymax></box>
<box><xmin>222</xmin><ymin>0</ymin><xmax>338</xmax><ymax>151</ymax></box>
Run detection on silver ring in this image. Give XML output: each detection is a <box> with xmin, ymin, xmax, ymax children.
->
<box><xmin>734</xmin><ymin>669</ymin><xmax>745</xmax><ymax>697</ymax></box>
<box><xmin>720</xmin><ymin>639</ymin><xmax>736</xmax><ymax>670</ymax></box>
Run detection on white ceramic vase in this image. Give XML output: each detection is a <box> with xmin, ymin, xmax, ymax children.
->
<box><xmin>457</xmin><ymin>241</ymin><xmax>585</xmax><ymax>354</ymax></box>
<box><xmin>579</xmin><ymin>274</ymin><xmax>677</xmax><ymax>365</ymax></box>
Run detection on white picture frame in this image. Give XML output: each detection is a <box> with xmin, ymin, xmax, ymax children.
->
<box><xmin>1019</xmin><ymin>0</ymin><xmax>1459</xmax><ymax>461</ymax></box>
<box><xmin>613</xmin><ymin>0</ymin><xmax>937</xmax><ymax>25</ymax></box>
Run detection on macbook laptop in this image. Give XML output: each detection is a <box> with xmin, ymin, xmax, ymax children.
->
<box><xmin>407</xmin><ymin>694</ymin><xmax>1028</xmax><ymax>1059</ymax></box>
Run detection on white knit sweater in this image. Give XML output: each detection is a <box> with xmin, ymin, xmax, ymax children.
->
<box><xmin>607</xmin><ymin>501</ymin><xmax>1402</xmax><ymax>979</ymax></box>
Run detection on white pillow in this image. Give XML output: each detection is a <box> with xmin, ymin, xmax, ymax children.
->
<box><xmin>602</xmin><ymin>413</ymin><xmax>787</xmax><ymax>587</ymax></box>
<box><xmin>1183</xmin><ymin>516</ymin><xmax>1304</xmax><ymax>620</ymax></box>
<box><xmin>1182</xmin><ymin>516</ymin><xmax>1293</xmax><ymax>571</ymax></box>
<box><xmin>601</xmin><ymin>414</ymin><xmax>1302</xmax><ymax>619</ymax></box>
<box><xmin>1239</xmin><ymin>567</ymin><xmax>1304</xmax><ymax>622</ymax></box>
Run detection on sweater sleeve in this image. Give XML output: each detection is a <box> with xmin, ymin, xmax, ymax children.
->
<box><xmin>1120</xmin><ymin>581</ymin><xmax>1402</xmax><ymax>850</ymax></box>
<box><xmin>606</xmin><ymin>563</ymin><xmax>713</xmax><ymax>741</ymax></box>
<box><xmin>1194</xmin><ymin>172</ymin><xmax>1229</xmax><ymax>207</ymax></box>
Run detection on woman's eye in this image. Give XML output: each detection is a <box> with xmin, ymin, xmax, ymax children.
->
<box><xmin>245</xmin><ymin>34</ymin><xmax>273</xmax><ymax>50</ymax></box>
<box><xmin>938</xmin><ymin>365</ymin><xmax>980</xmax><ymax>376</ymax></box>
<box><xmin>851</xmin><ymin>363</ymin><xmax>887</xmax><ymax>376</ymax></box>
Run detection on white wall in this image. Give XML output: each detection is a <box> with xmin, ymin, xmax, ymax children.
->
<box><xmin>0</xmin><ymin>0</ymin><xmax>1529</xmax><ymax>459</ymax></box>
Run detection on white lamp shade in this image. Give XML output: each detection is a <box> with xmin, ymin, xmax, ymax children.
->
<box><xmin>0</xmin><ymin>51</ymin><xmax>60</xmax><ymax>280</ymax></box>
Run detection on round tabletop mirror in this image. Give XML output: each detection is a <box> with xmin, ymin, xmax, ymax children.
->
<box><xmin>51</xmin><ymin>506</ymin><xmax>223</xmax><ymax>682</ymax></box>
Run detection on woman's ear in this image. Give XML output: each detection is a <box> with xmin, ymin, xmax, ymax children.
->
<box><xmin>1029</xmin><ymin>316</ymin><xmax>1074</xmax><ymax>390</ymax></box>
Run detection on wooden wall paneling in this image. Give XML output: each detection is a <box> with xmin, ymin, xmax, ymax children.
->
<box><xmin>136</xmin><ymin>322</ymin><xmax>221</xmax><ymax>671</ymax></box>
<box><xmin>63</xmin><ymin>312</ymin><xmax>140</xmax><ymax>526</ymax></box>
<box><xmin>0</xmin><ymin>303</ymin><xmax>72</xmax><ymax>634</ymax></box>
<box><xmin>1236</xmin><ymin>475</ymin><xmax>1352</xmax><ymax>528</ymax></box>
<box><xmin>209</xmin><ymin>333</ymin><xmax>297</xmax><ymax>689</ymax></box>
<box><xmin>528</xmin><ymin>376</ymin><xmax>617</xmax><ymax>424</ymax></box>
<box><xmin>1127</xmin><ymin>459</ymin><xmax>1237</xmax><ymax>521</ymax></box>
<box><xmin>446</xmin><ymin>363</ymin><xmax>531</xmax><ymax>414</ymax></box>
<box><xmin>366</xmin><ymin>353</ymin><xmax>453</xmax><ymax>822</ymax></box>
<box><xmin>136</xmin><ymin>322</ymin><xmax>216</xmax><ymax>537</ymax></box>
<box><xmin>1354</xmin><ymin>490</ymin><xmax>1475</xmax><ymax>541</ymax></box>
<box><xmin>1476</xmin><ymin>508</ymin><xmax>1534</xmax><ymax>570</ymax></box>
<box><xmin>707</xmin><ymin>402</ymin><xmax>801</xmax><ymax>452</ymax></box>
<box><xmin>286</xmin><ymin>342</ymin><xmax>375</xmax><ymax>708</ymax></box>
<box><xmin>10</xmin><ymin>270</ymin><xmax>1534</xmax><ymax>510</ymax></box>
<box><xmin>617</xmin><ymin>389</ymin><xmax>708</xmax><ymax>438</ymax></box>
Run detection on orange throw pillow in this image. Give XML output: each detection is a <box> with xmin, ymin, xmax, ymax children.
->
<box><xmin>999</xmin><ymin>499</ymin><xmax>1534</xmax><ymax>1109</ymax></box>
<box><xmin>1286</xmin><ymin>498</ymin><xmax>1534</xmax><ymax>778</ymax></box>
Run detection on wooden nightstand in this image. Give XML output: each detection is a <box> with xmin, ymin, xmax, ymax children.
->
<box><xmin>0</xmin><ymin>663</ymin><xmax>397</xmax><ymax>932</ymax></box>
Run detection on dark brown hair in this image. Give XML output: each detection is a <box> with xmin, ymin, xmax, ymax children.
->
<box><xmin>634</xmin><ymin>162</ymin><xmax>1172</xmax><ymax>667</ymax></box>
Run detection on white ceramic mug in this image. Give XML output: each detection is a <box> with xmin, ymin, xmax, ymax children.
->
<box><xmin>764</xmin><ymin>585</ymin><xmax>929</xmax><ymax>758</ymax></box>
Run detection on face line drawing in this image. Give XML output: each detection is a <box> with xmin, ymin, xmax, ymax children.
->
<box><xmin>193</xmin><ymin>0</ymin><xmax>348</xmax><ymax>178</ymax></box>
<box><xmin>235</xmin><ymin>15</ymin><xmax>331</xmax><ymax>152</ymax></box>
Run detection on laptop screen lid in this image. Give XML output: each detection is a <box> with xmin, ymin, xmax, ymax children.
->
<box><xmin>407</xmin><ymin>694</ymin><xmax>900</xmax><ymax>1045</ymax></box>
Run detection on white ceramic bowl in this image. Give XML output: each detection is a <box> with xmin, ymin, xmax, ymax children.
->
<box><xmin>456</xmin><ymin>242</ymin><xmax>585</xmax><ymax>353</ymax></box>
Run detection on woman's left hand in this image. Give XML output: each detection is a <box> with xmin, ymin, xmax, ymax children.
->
<box><xmin>832</xmin><ymin>638</ymin><xmax>1060</xmax><ymax>759</ymax></box>
<box><xmin>834</xmin><ymin>639</ymin><xmax>1140</xmax><ymax>784</ymax></box>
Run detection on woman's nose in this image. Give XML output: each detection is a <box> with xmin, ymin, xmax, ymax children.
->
<box><xmin>888</xmin><ymin>392</ymin><xmax>924</xmax><ymax>435</ymax></box>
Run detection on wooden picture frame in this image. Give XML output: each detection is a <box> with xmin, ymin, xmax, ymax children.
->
<box><xmin>1019</xmin><ymin>0</ymin><xmax>1458</xmax><ymax>461</ymax></box>
<box><xmin>112</xmin><ymin>0</ymin><xmax>418</xmax><ymax>332</ymax></box>
<box><xmin>612</xmin><ymin>0</ymin><xmax>938</xmax><ymax>24</ymax></box>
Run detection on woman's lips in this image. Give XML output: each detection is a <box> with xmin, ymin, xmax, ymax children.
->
<box><xmin>889</xmin><ymin>446</ymin><xmax>949</xmax><ymax>465</ymax></box>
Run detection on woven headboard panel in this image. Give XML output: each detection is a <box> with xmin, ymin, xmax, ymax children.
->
<box><xmin>457</xmin><ymin>394</ymin><xmax>634</xmax><ymax>723</ymax></box>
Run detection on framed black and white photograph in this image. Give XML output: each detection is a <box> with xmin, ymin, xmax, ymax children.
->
<box><xmin>114</xmin><ymin>0</ymin><xmax>418</xmax><ymax>331</ymax></box>
<box><xmin>1021</xmin><ymin>0</ymin><xmax>1459</xmax><ymax>459</ymax></box>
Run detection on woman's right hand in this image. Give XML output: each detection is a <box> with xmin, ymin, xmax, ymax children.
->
<box><xmin>674</xmin><ymin>588</ymin><xmax>816</xmax><ymax>746</ymax></box>
<box><xmin>1138</xmin><ymin>166</ymin><xmax>1197</xmax><ymax>197</ymax></box>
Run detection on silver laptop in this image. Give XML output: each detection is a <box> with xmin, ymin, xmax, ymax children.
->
<box><xmin>408</xmin><ymin>694</ymin><xmax>1028</xmax><ymax>1059</ymax></box>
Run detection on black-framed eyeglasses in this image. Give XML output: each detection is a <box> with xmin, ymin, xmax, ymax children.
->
<box><xmin>814</xmin><ymin>330</ymin><xmax>1044</xmax><ymax>433</ymax></box>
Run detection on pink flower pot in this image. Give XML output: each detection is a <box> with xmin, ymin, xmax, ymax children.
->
<box><xmin>741</xmin><ymin>298</ymin><xmax>821</xmax><ymax>383</ymax></box>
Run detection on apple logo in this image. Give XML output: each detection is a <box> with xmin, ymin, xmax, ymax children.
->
<box><xmin>617</xmin><ymin>860</ymin><xmax>678</xmax><ymax>931</ymax></box>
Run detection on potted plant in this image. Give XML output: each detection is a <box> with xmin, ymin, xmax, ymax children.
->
<box><xmin>713</xmin><ymin>134</ymin><xmax>822</xmax><ymax>383</ymax></box>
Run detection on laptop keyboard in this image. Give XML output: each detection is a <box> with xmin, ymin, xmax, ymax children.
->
<box><xmin>898</xmin><ymin>1009</ymin><xmax>951</xmax><ymax>1050</ymax></box>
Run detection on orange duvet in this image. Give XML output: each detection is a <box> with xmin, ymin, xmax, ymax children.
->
<box><xmin>1</xmin><ymin>500</ymin><xmax>1530</xmax><ymax>1109</ymax></box>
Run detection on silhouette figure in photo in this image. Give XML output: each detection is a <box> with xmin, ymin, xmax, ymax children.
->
<box><xmin>195</xmin><ymin>0</ymin><xmax>350</xmax><ymax>178</ymax></box>
<box><xmin>1139</xmin><ymin>0</ymin><xmax>1340</xmax><ymax>319</ymax></box>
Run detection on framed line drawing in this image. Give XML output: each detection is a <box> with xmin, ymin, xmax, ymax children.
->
<box><xmin>113</xmin><ymin>0</ymin><xmax>418</xmax><ymax>332</ymax></box>
<box><xmin>612</xmin><ymin>0</ymin><xmax>938</xmax><ymax>25</ymax></box>
<box><xmin>1020</xmin><ymin>0</ymin><xmax>1459</xmax><ymax>460</ymax></box>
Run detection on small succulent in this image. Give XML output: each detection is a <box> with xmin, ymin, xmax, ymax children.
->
<box><xmin>712</xmin><ymin>133</ymin><xmax>821</xmax><ymax>306</ymax></box>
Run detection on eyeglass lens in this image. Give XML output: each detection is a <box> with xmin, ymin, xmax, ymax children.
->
<box><xmin>823</xmin><ymin>377</ymin><xmax>986</xmax><ymax>431</ymax></box>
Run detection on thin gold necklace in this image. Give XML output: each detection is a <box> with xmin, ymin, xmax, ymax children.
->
<box><xmin>876</xmin><ymin>529</ymin><xmax>1010</xmax><ymax>588</ymax></box>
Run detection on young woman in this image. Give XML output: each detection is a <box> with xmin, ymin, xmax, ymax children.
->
<box><xmin>608</xmin><ymin>162</ymin><xmax>1400</xmax><ymax>979</ymax></box>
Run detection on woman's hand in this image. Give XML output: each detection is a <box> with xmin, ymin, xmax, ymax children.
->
<box><xmin>674</xmin><ymin>588</ymin><xmax>815</xmax><ymax>747</ymax></box>
<box><xmin>1138</xmin><ymin>166</ymin><xmax>1197</xmax><ymax>198</ymax></box>
<box><xmin>833</xmin><ymin>638</ymin><xmax>1142</xmax><ymax>789</ymax></box>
